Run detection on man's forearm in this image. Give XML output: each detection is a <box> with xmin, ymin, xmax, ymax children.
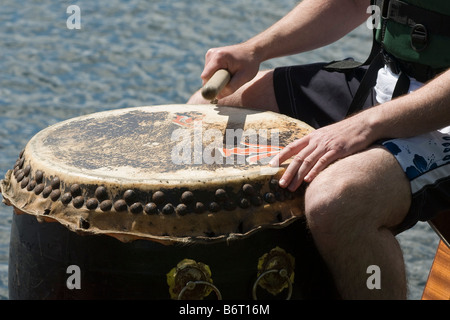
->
<box><xmin>246</xmin><ymin>0</ymin><xmax>370</xmax><ymax>63</ymax></box>
<box><xmin>363</xmin><ymin>69</ymin><xmax>450</xmax><ymax>141</ymax></box>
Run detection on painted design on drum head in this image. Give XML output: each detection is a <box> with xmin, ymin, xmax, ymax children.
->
<box><xmin>172</xmin><ymin>112</ymin><xmax>205</xmax><ymax>128</ymax></box>
<box><xmin>221</xmin><ymin>141</ymin><xmax>283</xmax><ymax>164</ymax></box>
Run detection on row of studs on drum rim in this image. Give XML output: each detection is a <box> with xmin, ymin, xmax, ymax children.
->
<box><xmin>12</xmin><ymin>151</ymin><xmax>299</xmax><ymax>217</ymax></box>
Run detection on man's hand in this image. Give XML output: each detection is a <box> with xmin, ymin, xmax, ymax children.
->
<box><xmin>270</xmin><ymin>116</ymin><xmax>374</xmax><ymax>191</ymax></box>
<box><xmin>201</xmin><ymin>43</ymin><xmax>261</xmax><ymax>99</ymax></box>
<box><xmin>197</xmin><ymin>0</ymin><xmax>369</xmax><ymax>101</ymax></box>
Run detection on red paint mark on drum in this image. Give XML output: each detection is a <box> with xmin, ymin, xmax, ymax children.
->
<box><xmin>222</xmin><ymin>142</ymin><xmax>283</xmax><ymax>164</ymax></box>
<box><xmin>172</xmin><ymin>114</ymin><xmax>204</xmax><ymax>128</ymax></box>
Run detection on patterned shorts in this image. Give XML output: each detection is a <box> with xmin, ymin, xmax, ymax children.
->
<box><xmin>273</xmin><ymin>63</ymin><xmax>450</xmax><ymax>233</ymax></box>
<box><xmin>382</xmin><ymin>130</ymin><xmax>450</xmax><ymax>232</ymax></box>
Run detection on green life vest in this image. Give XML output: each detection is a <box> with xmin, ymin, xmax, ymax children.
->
<box><xmin>376</xmin><ymin>0</ymin><xmax>450</xmax><ymax>69</ymax></box>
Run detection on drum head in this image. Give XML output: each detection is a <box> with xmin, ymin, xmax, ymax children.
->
<box><xmin>1</xmin><ymin>105</ymin><xmax>313</xmax><ymax>244</ymax></box>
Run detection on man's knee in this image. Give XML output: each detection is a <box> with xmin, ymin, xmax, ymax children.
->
<box><xmin>304</xmin><ymin>165</ymin><xmax>358</xmax><ymax>235</ymax></box>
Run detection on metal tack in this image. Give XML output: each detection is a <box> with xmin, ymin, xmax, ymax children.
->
<box><xmin>195</xmin><ymin>202</ymin><xmax>206</xmax><ymax>214</ymax></box>
<box><xmin>264</xmin><ymin>192</ymin><xmax>276</xmax><ymax>204</ymax></box>
<box><xmin>100</xmin><ymin>200</ymin><xmax>113</xmax><ymax>212</ymax></box>
<box><xmin>209</xmin><ymin>202</ymin><xmax>220</xmax><ymax>213</ymax></box>
<box><xmin>86</xmin><ymin>198</ymin><xmax>99</xmax><ymax>210</ymax></box>
<box><xmin>242</xmin><ymin>184</ymin><xmax>255</xmax><ymax>196</ymax></box>
<box><xmin>144</xmin><ymin>202</ymin><xmax>157</xmax><ymax>215</ymax></box>
<box><xmin>50</xmin><ymin>177</ymin><xmax>60</xmax><ymax>190</ymax></box>
<box><xmin>70</xmin><ymin>184</ymin><xmax>82</xmax><ymax>197</ymax></box>
<box><xmin>23</xmin><ymin>165</ymin><xmax>31</xmax><ymax>177</ymax></box>
<box><xmin>250</xmin><ymin>195</ymin><xmax>262</xmax><ymax>206</ymax></box>
<box><xmin>162</xmin><ymin>203</ymin><xmax>174</xmax><ymax>215</ymax></box>
<box><xmin>35</xmin><ymin>170</ymin><xmax>44</xmax><ymax>184</ymax></box>
<box><xmin>123</xmin><ymin>190</ymin><xmax>137</xmax><ymax>205</ymax></box>
<box><xmin>269</xmin><ymin>179</ymin><xmax>280</xmax><ymax>190</ymax></box>
<box><xmin>16</xmin><ymin>171</ymin><xmax>24</xmax><ymax>183</ymax></box>
<box><xmin>73</xmin><ymin>196</ymin><xmax>84</xmax><ymax>209</ymax></box>
<box><xmin>50</xmin><ymin>189</ymin><xmax>61</xmax><ymax>202</ymax></box>
<box><xmin>176</xmin><ymin>203</ymin><xmax>188</xmax><ymax>216</ymax></box>
<box><xmin>181</xmin><ymin>191</ymin><xmax>194</xmax><ymax>204</ymax></box>
<box><xmin>42</xmin><ymin>186</ymin><xmax>52</xmax><ymax>198</ymax></box>
<box><xmin>130</xmin><ymin>202</ymin><xmax>143</xmax><ymax>214</ymax></box>
<box><xmin>95</xmin><ymin>186</ymin><xmax>108</xmax><ymax>201</ymax></box>
<box><xmin>34</xmin><ymin>183</ymin><xmax>45</xmax><ymax>195</ymax></box>
<box><xmin>152</xmin><ymin>191</ymin><xmax>165</xmax><ymax>205</ymax></box>
<box><xmin>61</xmin><ymin>192</ymin><xmax>72</xmax><ymax>205</ymax></box>
<box><xmin>239</xmin><ymin>198</ymin><xmax>250</xmax><ymax>209</ymax></box>
<box><xmin>18</xmin><ymin>158</ymin><xmax>24</xmax><ymax>169</ymax></box>
<box><xmin>27</xmin><ymin>180</ymin><xmax>36</xmax><ymax>192</ymax></box>
<box><xmin>215</xmin><ymin>189</ymin><xmax>227</xmax><ymax>201</ymax></box>
<box><xmin>114</xmin><ymin>199</ymin><xmax>128</xmax><ymax>212</ymax></box>
<box><xmin>20</xmin><ymin>177</ymin><xmax>29</xmax><ymax>189</ymax></box>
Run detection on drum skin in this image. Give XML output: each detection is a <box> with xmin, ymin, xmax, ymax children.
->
<box><xmin>2</xmin><ymin>105</ymin><xmax>338</xmax><ymax>299</ymax></box>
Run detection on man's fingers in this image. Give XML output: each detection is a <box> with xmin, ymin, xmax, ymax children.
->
<box><xmin>304</xmin><ymin>150</ymin><xmax>339</xmax><ymax>183</ymax></box>
<box><xmin>201</xmin><ymin>48</ymin><xmax>227</xmax><ymax>84</ymax></box>
<box><xmin>269</xmin><ymin>137</ymin><xmax>308</xmax><ymax>168</ymax></box>
<box><xmin>279</xmin><ymin>147</ymin><xmax>323</xmax><ymax>190</ymax></box>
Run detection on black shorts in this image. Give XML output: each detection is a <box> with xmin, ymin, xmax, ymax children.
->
<box><xmin>273</xmin><ymin>63</ymin><xmax>450</xmax><ymax>233</ymax></box>
<box><xmin>273</xmin><ymin>62</ymin><xmax>375</xmax><ymax>129</ymax></box>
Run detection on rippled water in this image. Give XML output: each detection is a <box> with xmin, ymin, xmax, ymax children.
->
<box><xmin>0</xmin><ymin>0</ymin><xmax>440</xmax><ymax>300</ymax></box>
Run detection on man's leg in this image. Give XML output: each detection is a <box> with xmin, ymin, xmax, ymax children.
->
<box><xmin>187</xmin><ymin>70</ymin><xmax>280</xmax><ymax>113</ymax></box>
<box><xmin>304</xmin><ymin>146</ymin><xmax>412</xmax><ymax>299</ymax></box>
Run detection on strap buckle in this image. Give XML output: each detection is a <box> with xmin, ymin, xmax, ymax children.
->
<box><xmin>411</xmin><ymin>24</ymin><xmax>428</xmax><ymax>52</ymax></box>
<box><xmin>383</xmin><ymin>52</ymin><xmax>401</xmax><ymax>74</ymax></box>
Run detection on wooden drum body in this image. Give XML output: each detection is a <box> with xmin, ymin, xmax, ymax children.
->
<box><xmin>1</xmin><ymin>105</ymin><xmax>336</xmax><ymax>299</ymax></box>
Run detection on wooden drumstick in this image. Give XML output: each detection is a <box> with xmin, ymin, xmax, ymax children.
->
<box><xmin>201</xmin><ymin>69</ymin><xmax>231</xmax><ymax>103</ymax></box>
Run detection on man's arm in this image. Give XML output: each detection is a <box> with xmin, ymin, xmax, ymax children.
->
<box><xmin>271</xmin><ymin>69</ymin><xmax>450</xmax><ymax>191</ymax></box>
<box><xmin>246</xmin><ymin>0</ymin><xmax>369</xmax><ymax>62</ymax></box>
<box><xmin>202</xmin><ymin>0</ymin><xmax>370</xmax><ymax>98</ymax></box>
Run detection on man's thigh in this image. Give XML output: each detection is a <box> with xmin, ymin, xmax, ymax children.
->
<box><xmin>306</xmin><ymin>146</ymin><xmax>412</xmax><ymax>231</ymax></box>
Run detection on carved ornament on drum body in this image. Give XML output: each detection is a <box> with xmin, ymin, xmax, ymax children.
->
<box><xmin>1</xmin><ymin>105</ymin><xmax>314</xmax><ymax>244</ymax></box>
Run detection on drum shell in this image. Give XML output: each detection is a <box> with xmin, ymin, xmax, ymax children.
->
<box><xmin>8</xmin><ymin>211</ymin><xmax>337</xmax><ymax>300</ymax></box>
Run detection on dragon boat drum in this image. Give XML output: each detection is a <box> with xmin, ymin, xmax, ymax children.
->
<box><xmin>1</xmin><ymin>104</ymin><xmax>336</xmax><ymax>300</ymax></box>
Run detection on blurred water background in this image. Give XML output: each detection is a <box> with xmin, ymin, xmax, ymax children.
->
<box><xmin>0</xmin><ymin>0</ymin><xmax>440</xmax><ymax>300</ymax></box>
